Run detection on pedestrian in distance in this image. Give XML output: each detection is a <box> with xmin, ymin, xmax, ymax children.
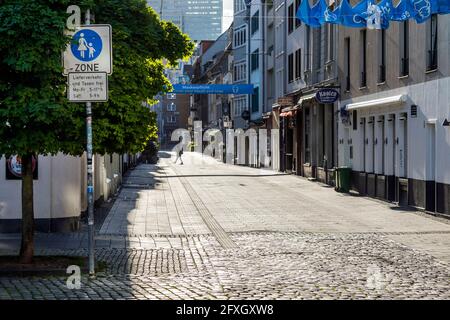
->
<box><xmin>174</xmin><ymin>137</ymin><xmax>184</xmax><ymax>165</ymax></box>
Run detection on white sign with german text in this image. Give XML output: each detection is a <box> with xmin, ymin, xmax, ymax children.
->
<box><xmin>68</xmin><ymin>72</ymin><xmax>108</xmax><ymax>102</ymax></box>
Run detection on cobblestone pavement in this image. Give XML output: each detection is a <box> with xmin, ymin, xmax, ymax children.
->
<box><xmin>1</xmin><ymin>152</ymin><xmax>450</xmax><ymax>299</ymax></box>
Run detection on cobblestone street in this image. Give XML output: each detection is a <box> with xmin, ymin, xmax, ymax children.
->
<box><xmin>1</xmin><ymin>152</ymin><xmax>450</xmax><ymax>300</ymax></box>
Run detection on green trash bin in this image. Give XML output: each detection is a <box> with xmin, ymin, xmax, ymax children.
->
<box><xmin>336</xmin><ymin>166</ymin><xmax>351</xmax><ymax>193</ymax></box>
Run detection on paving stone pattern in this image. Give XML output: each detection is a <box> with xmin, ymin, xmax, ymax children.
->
<box><xmin>1</xmin><ymin>152</ymin><xmax>450</xmax><ymax>300</ymax></box>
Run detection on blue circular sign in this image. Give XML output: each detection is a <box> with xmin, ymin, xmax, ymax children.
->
<box><xmin>315</xmin><ymin>88</ymin><xmax>339</xmax><ymax>104</ymax></box>
<box><xmin>71</xmin><ymin>29</ymin><xmax>103</xmax><ymax>62</ymax></box>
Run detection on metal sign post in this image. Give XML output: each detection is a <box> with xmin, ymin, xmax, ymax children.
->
<box><xmin>85</xmin><ymin>9</ymin><xmax>95</xmax><ymax>277</ymax></box>
<box><xmin>64</xmin><ymin>7</ymin><xmax>113</xmax><ymax>277</ymax></box>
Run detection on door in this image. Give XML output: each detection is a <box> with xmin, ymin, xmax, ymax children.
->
<box><xmin>365</xmin><ymin>117</ymin><xmax>374</xmax><ymax>173</ymax></box>
<box><xmin>375</xmin><ymin>116</ymin><xmax>385</xmax><ymax>174</ymax></box>
<box><xmin>361</xmin><ymin>117</ymin><xmax>366</xmax><ymax>172</ymax></box>
<box><xmin>426</xmin><ymin>123</ymin><xmax>436</xmax><ymax>212</ymax></box>
<box><xmin>385</xmin><ymin>114</ymin><xmax>396</xmax><ymax>201</ymax></box>
<box><xmin>343</xmin><ymin>127</ymin><xmax>352</xmax><ymax>167</ymax></box>
<box><xmin>398</xmin><ymin>114</ymin><xmax>407</xmax><ymax>178</ymax></box>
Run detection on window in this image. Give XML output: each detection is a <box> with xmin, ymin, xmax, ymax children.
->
<box><xmin>233</xmin><ymin>96</ymin><xmax>246</xmax><ymax>117</ymax></box>
<box><xmin>295</xmin><ymin>0</ymin><xmax>301</xmax><ymax>28</ymax></box>
<box><xmin>288</xmin><ymin>53</ymin><xmax>294</xmax><ymax>83</ymax></box>
<box><xmin>251</xmin><ymin>87</ymin><xmax>259</xmax><ymax>113</ymax></box>
<box><xmin>360</xmin><ymin>30</ymin><xmax>367</xmax><ymax>87</ymax></box>
<box><xmin>167</xmin><ymin>102</ymin><xmax>176</xmax><ymax>111</ymax></box>
<box><xmin>326</xmin><ymin>24</ymin><xmax>334</xmax><ymax>61</ymax></box>
<box><xmin>251</xmin><ymin>11</ymin><xmax>259</xmax><ymax>35</ymax></box>
<box><xmin>234</xmin><ymin>0</ymin><xmax>246</xmax><ymax>13</ymax></box>
<box><xmin>288</xmin><ymin>4</ymin><xmax>294</xmax><ymax>34</ymax></box>
<box><xmin>378</xmin><ymin>30</ymin><xmax>386</xmax><ymax>83</ymax></box>
<box><xmin>427</xmin><ymin>14</ymin><xmax>438</xmax><ymax>71</ymax></box>
<box><xmin>305</xmin><ymin>26</ymin><xmax>311</xmax><ymax>71</ymax></box>
<box><xmin>344</xmin><ymin>37</ymin><xmax>350</xmax><ymax>91</ymax></box>
<box><xmin>233</xmin><ymin>61</ymin><xmax>247</xmax><ymax>82</ymax></box>
<box><xmin>233</xmin><ymin>25</ymin><xmax>247</xmax><ymax>48</ymax></box>
<box><xmin>295</xmin><ymin>49</ymin><xmax>302</xmax><ymax>80</ymax></box>
<box><xmin>400</xmin><ymin>21</ymin><xmax>409</xmax><ymax>76</ymax></box>
<box><xmin>251</xmin><ymin>49</ymin><xmax>259</xmax><ymax>71</ymax></box>
<box><xmin>167</xmin><ymin>93</ymin><xmax>176</xmax><ymax>99</ymax></box>
<box><xmin>166</xmin><ymin>115</ymin><xmax>176</xmax><ymax>123</ymax></box>
<box><xmin>314</xmin><ymin>27</ymin><xmax>322</xmax><ymax>70</ymax></box>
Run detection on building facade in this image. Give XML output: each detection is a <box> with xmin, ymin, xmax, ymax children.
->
<box><xmin>153</xmin><ymin>61</ymin><xmax>192</xmax><ymax>148</ymax></box>
<box><xmin>147</xmin><ymin>0</ymin><xmax>223</xmax><ymax>41</ymax></box>
<box><xmin>337</xmin><ymin>12</ymin><xmax>450</xmax><ymax>216</ymax></box>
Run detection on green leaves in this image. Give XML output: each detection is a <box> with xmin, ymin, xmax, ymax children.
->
<box><xmin>0</xmin><ymin>0</ymin><xmax>193</xmax><ymax>157</ymax></box>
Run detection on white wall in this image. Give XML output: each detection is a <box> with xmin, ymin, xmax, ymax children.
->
<box><xmin>0</xmin><ymin>153</ymin><xmax>81</xmax><ymax>221</ymax></box>
<box><xmin>1</xmin><ymin>152</ymin><xmax>124</xmax><ymax>222</ymax></box>
<box><xmin>338</xmin><ymin>77</ymin><xmax>450</xmax><ymax>185</ymax></box>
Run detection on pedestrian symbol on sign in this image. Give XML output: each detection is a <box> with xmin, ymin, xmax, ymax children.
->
<box><xmin>71</xmin><ymin>29</ymin><xmax>102</xmax><ymax>62</ymax></box>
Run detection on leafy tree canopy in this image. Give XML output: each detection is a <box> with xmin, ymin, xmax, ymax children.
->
<box><xmin>0</xmin><ymin>0</ymin><xmax>194</xmax><ymax>156</ymax></box>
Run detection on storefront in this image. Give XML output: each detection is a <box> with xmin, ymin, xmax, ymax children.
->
<box><xmin>338</xmin><ymin>80</ymin><xmax>450</xmax><ymax>216</ymax></box>
<box><xmin>297</xmin><ymin>91</ymin><xmax>337</xmax><ymax>185</ymax></box>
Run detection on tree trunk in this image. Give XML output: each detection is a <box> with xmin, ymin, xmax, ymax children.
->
<box><xmin>19</xmin><ymin>153</ymin><xmax>35</xmax><ymax>264</ymax></box>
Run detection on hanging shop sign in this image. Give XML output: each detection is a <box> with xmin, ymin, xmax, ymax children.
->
<box><xmin>296</xmin><ymin>0</ymin><xmax>450</xmax><ymax>29</ymax></box>
<box><xmin>277</xmin><ymin>97</ymin><xmax>294</xmax><ymax>107</ymax></box>
<box><xmin>315</xmin><ymin>88</ymin><xmax>339</xmax><ymax>104</ymax></box>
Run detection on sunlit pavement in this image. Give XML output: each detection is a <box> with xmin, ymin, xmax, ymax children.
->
<box><xmin>1</xmin><ymin>151</ymin><xmax>450</xmax><ymax>299</ymax></box>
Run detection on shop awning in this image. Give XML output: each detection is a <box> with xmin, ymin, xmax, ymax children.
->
<box><xmin>280</xmin><ymin>111</ymin><xmax>294</xmax><ymax>117</ymax></box>
<box><xmin>262</xmin><ymin>112</ymin><xmax>272</xmax><ymax>119</ymax></box>
<box><xmin>346</xmin><ymin>94</ymin><xmax>407</xmax><ymax>111</ymax></box>
<box><xmin>297</xmin><ymin>93</ymin><xmax>316</xmax><ymax>106</ymax></box>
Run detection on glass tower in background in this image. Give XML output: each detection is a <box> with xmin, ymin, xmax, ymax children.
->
<box><xmin>147</xmin><ymin>0</ymin><xmax>223</xmax><ymax>41</ymax></box>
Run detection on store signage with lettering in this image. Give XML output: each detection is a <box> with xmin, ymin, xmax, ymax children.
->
<box><xmin>277</xmin><ymin>97</ymin><xmax>294</xmax><ymax>106</ymax></box>
<box><xmin>315</xmin><ymin>88</ymin><xmax>340</xmax><ymax>104</ymax></box>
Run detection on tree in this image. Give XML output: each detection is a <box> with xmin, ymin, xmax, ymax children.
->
<box><xmin>0</xmin><ymin>0</ymin><xmax>193</xmax><ymax>263</ymax></box>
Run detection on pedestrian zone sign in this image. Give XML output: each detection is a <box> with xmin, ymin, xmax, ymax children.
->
<box><xmin>63</xmin><ymin>25</ymin><xmax>112</xmax><ymax>75</ymax></box>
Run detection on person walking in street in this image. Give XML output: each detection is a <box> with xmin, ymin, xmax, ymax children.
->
<box><xmin>174</xmin><ymin>137</ymin><xmax>184</xmax><ymax>165</ymax></box>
